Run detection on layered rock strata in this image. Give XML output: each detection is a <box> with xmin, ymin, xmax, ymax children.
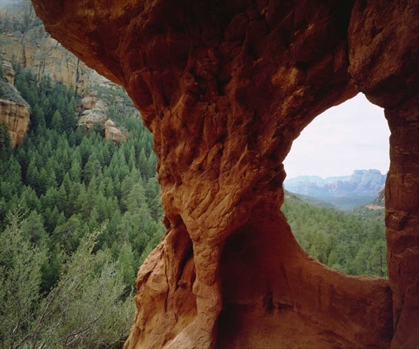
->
<box><xmin>31</xmin><ymin>0</ymin><xmax>418</xmax><ymax>348</ymax></box>
<box><xmin>0</xmin><ymin>3</ymin><xmax>109</xmax><ymax>93</ymax></box>
<box><xmin>2</xmin><ymin>59</ymin><xmax>16</xmax><ymax>86</ymax></box>
<box><xmin>0</xmin><ymin>96</ymin><xmax>30</xmax><ymax>147</ymax></box>
<box><xmin>0</xmin><ymin>59</ymin><xmax>30</xmax><ymax>146</ymax></box>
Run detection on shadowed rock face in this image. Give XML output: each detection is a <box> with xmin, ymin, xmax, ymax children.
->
<box><xmin>30</xmin><ymin>0</ymin><xmax>418</xmax><ymax>348</ymax></box>
<box><xmin>0</xmin><ymin>59</ymin><xmax>30</xmax><ymax>147</ymax></box>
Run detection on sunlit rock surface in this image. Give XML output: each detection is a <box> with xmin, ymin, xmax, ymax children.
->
<box><xmin>104</xmin><ymin>119</ymin><xmax>127</xmax><ymax>145</ymax></box>
<box><xmin>31</xmin><ymin>0</ymin><xmax>418</xmax><ymax>348</ymax></box>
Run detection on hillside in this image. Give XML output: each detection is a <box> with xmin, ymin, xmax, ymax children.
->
<box><xmin>0</xmin><ymin>3</ymin><xmax>164</xmax><ymax>347</ymax></box>
<box><xmin>284</xmin><ymin>190</ymin><xmax>336</xmax><ymax>208</ymax></box>
<box><xmin>283</xmin><ymin>192</ymin><xmax>387</xmax><ymax>277</ymax></box>
<box><xmin>0</xmin><ymin>64</ymin><xmax>161</xmax><ymax>348</ymax></box>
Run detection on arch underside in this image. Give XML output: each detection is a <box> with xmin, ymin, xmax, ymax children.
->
<box><xmin>30</xmin><ymin>0</ymin><xmax>419</xmax><ymax>348</ymax></box>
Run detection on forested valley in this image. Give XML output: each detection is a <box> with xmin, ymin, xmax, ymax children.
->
<box><xmin>0</xmin><ymin>63</ymin><xmax>387</xmax><ymax>348</ymax></box>
<box><xmin>0</xmin><ymin>65</ymin><xmax>164</xmax><ymax>348</ymax></box>
<box><xmin>282</xmin><ymin>192</ymin><xmax>387</xmax><ymax>277</ymax></box>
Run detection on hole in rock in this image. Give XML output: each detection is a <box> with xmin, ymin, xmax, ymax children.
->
<box><xmin>282</xmin><ymin>94</ymin><xmax>390</xmax><ymax>277</ymax></box>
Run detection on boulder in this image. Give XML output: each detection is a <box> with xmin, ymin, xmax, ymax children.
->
<box><xmin>104</xmin><ymin>119</ymin><xmax>127</xmax><ymax>145</ymax></box>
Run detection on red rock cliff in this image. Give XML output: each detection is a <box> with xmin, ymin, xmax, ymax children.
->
<box><xmin>0</xmin><ymin>59</ymin><xmax>30</xmax><ymax>147</ymax></box>
<box><xmin>31</xmin><ymin>1</ymin><xmax>418</xmax><ymax>348</ymax></box>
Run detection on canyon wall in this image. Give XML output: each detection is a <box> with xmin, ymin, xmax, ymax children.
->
<box><xmin>0</xmin><ymin>2</ymin><xmax>93</xmax><ymax>92</ymax></box>
<box><xmin>0</xmin><ymin>2</ymin><xmax>132</xmax><ymax>144</ymax></box>
<box><xmin>0</xmin><ymin>59</ymin><xmax>29</xmax><ymax>146</ymax></box>
<box><xmin>31</xmin><ymin>0</ymin><xmax>418</xmax><ymax>348</ymax></box>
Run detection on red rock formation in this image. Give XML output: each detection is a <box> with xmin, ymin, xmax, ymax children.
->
<box><xmin>375</xmin><ymin>186</ymin><xmax>386</xmax><ymax>206</ymax></box>
<box><xmin>31</xmin><ymin>0</ymin><xmax>418</xmax><ymax>348</ymax></box>
<box><xmin>0</xmin><ymin>97</ymin><xmax>30</xmax><ymax>147</ymax></box>
<box><xmin>0</xmin><ymin>59</ymin><xmax>30</xmax><ymax>147</ymax></box>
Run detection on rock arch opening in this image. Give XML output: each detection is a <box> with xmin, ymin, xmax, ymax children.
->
<box><xmin>282</xmin><ymin>93</ymin><xmax>390</xmax><ymax>277</ymax></box>
<box><xmin>30</xmin><ymin>0</ymin><xmax>418</xmax><ymax>347</ymax></box>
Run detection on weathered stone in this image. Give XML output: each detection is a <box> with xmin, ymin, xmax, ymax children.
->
<box><xmin>31</xmin><ymin>0</ymin><xmax>418</xmax><ymax>348</ymax></box>
<box><xmin>0</xmin><ymin>97</ymin><xmax>30</xmax><ymax>147</ymax></box>
<box><xmin>375</xmin><ymin>186</ymin><xmax>386</xmax><ymax>205</ymax></box>
<box><xmin>104</xmin><ymin>119</ymin><xmax>127</xmax><ymax>145</ymax></box>
<box><xmin>1</xmin><ymin>60</ymin><xmax>15</xmax><ymax>86</ymax></box>
<box><xmin>0</xmin><ymin>59</ymin><xmax>30</xmax><ymax>147</ymax></box>
<box><xmin>77</xmin><ymin>92</ymin><xmax>107</xmax><ymax>128</ymax></box>
<box><xmin>77</xmin><ymin>91</ymin><xmax>127</xmax><ymax>144</ymax></box>
<box><xmin>0</xmin><ymin>4</ymin><xmax>108</xmax><ymax>93</ymax></box>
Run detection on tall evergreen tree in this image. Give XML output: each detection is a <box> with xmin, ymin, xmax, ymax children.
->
<box><xmin>51</xmin><ymin>110</ymin><xmax>63</xmax><ymax>131</ymax></box>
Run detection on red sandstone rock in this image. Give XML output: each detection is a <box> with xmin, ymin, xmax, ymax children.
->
<box><xmin>31</xmin><ymin>0</ymin><xmax>418</xmax><ymax>348</ymax></box>
<box><xmin>0</xmin><ymin>60</ymin><xmax>30</xmax><ymax>147</ymax></box>
<box><xmin>0</xmin><ymin>97</ymin><xmax>30</xmax><ymax>147</ymax></box>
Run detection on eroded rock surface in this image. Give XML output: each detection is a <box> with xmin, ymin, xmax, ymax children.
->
<box><xmin>0</xmin><ymin>3</ymin><xmax>106</xmax><ymax>93</ymax></box>
<box><xmin>104</xmin><ymin>119</ymin><xmax>127</xmax><ymax>145</ymax></box>
<box><xmin>31</xmin><ymin>0</ymin><xmax>418</xmax><ymax>348</ymax></box>
<box><xmin>2</xmin><ymin>59</ymin><xmax>15</xmax><ymax>86</ymax></box>
<box><xmin>78</xmin><ymin>92</ymin><xmax>108</xmax><ymax>128</ymax></box>
<box><xmin>0</xmin><ymin>59</ymin><xmax>30</xmax><ymax>146</ymax></box>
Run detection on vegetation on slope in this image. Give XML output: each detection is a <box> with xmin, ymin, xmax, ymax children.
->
<box><xmin>0</xmin><ymin>67</ymin><xmax>163</xmax><ymax>347</ymax></box>
<box><xmin>283</xmin><ymin>192</ymin><xmax>387</xmax><ymax>277</ymax></box>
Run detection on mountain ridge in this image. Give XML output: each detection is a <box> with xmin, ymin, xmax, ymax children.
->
<box><xmin>284</xmin><ymin>169</ymin><xmax>387</xmax><ymax>210</ymax></box>
<box><xmin>284</xmin><ymin>169</ymin><xmax>386</xmax><ymax>193</ymax></box>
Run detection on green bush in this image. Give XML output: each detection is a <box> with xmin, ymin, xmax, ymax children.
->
<box><xmin>0</xmin><ymin>213</ymin><xmax>134</xmax><ymax>349</ymax></box>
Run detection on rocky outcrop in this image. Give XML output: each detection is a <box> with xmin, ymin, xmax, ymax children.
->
<box><xmin>0</xmin><ymin>2</ymin><xmax>103</xmax><ymax>93</ymax></box>
<box><xmin>0</xmin><ymin>96</ymin><xmax>30</xmax><ymax>147</ymax></box>
<box><xmin>104</xmin><ymin>119</ymin><xmax>127</xmax><ymax>144</ymax></box>
<box><xmin>31</xmin><ymin>0</ymin><xmax>418</xmax><ymax>348</ymax></box>
<box><xmin>77</xmin><ymin>92</ymin><xmax>107</xmax><ymax>128</ymax></box>
<box><xmin>375</xmin><ymin>186</ymin><xmax>386</xmax><ymax>205</ymax></box>
<box><xmin>364</xmin><ymin>186</ymin><xmax>386</xmax><ymax>211</ymax></box>
<box><xmin>1</xmin><ymin>59</ymin><xmax>15</xmax><ymax>86</ymax></box>
<box><xmin>0</xmin><ymin>59</ymin><xmax>29</xmax><ymax>146</ymax></box>
<box><xmin>78</xmin><ymin>91</ymin><xmax>128</xmax><ymax>144</ymax></box>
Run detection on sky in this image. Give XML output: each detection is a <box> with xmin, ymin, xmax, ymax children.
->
<box><xmin>283</xmin><ymin>93</ymin><xmax>390</xmax><ymax>179</ymax></box>
<box><xmin>0</xmin><ymin>0</ymin><xmax>19</xmax><ymax>5</ymax></box>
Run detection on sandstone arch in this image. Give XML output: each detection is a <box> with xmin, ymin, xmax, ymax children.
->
<box><xmin>31</xmin><ymin>0</ymin><xmax>418</xmax><ymax>348</ymax></box>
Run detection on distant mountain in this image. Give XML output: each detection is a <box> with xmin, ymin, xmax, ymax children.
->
<box><xmin>284</xmin><ymin>170</ymin><xmax>387</xmax><ymax>210</ymax></box>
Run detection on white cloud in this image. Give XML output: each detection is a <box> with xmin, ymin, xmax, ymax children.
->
<box><xmin>284</xmin><ymin>93</ymin><xmax>390</xmax><ymax>179</ymax></box>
